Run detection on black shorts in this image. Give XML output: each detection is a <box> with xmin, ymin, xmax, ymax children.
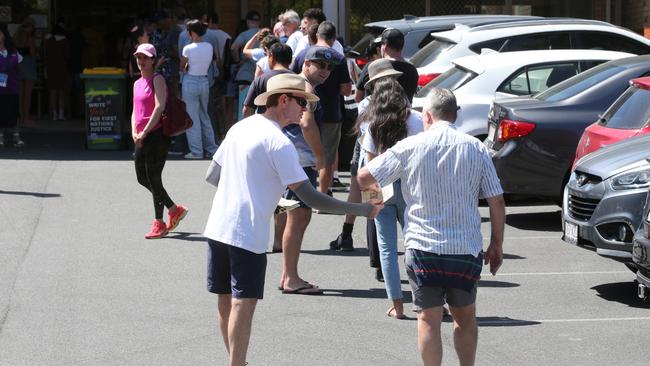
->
<box><xmin>283</xmin><ymin>167</ymin><xmax>318</xmax><ymax>209</ymax></box>
<box><xmin>207</xmin><ymin>239</ymin><xmax>267</xmax><ymax>299</ymax></box>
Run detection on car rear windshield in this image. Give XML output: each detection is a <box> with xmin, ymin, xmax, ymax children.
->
<box><xmin>416</xmin><ymin>66</ymin><xmax>477</xmax><ymax>97</ymax></box>
<box><xmin>410</xmin><ymin>39</ymin><xmax>455</xmax><ymax>67</ymax></box>
<box><xmin>601</xmin><ymin>87</ymin><xmax>650</xmax><ymax>129</ymax></box>
<box><xmin>535</xmin><ymin>63</ymin><xmax>625</xmax><ymax>102</ymax></box>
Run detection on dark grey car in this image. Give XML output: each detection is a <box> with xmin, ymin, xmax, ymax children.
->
<box><xmin>562</xmin><ymin>134</ymin><xmax>650</xmax><ymax>269</ymax></box>
<box><xmin>485</xmin><ymin>55</ymin><xmax>650</xmax><ymax>202</ymax></box>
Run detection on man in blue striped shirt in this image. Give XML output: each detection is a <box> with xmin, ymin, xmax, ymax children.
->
<box><xmin>358</xmin><ymin>88</ymin><xmax>505</xmax><ymax>366</ymax></box>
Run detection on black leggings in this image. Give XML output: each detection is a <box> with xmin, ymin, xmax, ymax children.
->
<box><xmin>134</xmin><ymin>129</ymin><xmax>175</xmax><ymax>219</ymax></box>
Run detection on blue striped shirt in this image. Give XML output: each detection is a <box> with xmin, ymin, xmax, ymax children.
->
<box><xmin>366</xmin><ymin>121</ymin><xmax>503</xmax><ymax>256</ymax></box>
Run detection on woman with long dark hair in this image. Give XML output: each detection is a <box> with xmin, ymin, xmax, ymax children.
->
<box><xmin>358</xmin><ymin>76</ymin><xmax>423</xmax><ymax>319</ymax></box>
<box><xmin>132</xmin><ymin>43</ymin><xmax>187</xmax><ymax>238</ymax></box>
<box><xmin>0</xmin><ymin>24</ymin><xmax>24</xmax><ymax>147</ymax></box>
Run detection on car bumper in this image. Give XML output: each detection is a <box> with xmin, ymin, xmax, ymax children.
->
<box><xmin>633</xmin><ymin>227</ymin><xmax>650</xmax><ymax>285</ymax></box>
<box><xmin>562</xmin><ymin>183</ymin><xmax>646</xmax><ymax>263</ymax></box>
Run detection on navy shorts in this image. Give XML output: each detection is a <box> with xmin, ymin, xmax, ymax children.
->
<box><xmin>207</xmin><ymin>239</ymin><xmax>267</xmax><ymax>299</ymax></box>
<box><xmin>283</xmin><ymin>167</ymin><xmax>318</xmax><ymax>209</ymax></box>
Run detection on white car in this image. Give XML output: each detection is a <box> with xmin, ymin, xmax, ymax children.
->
<box><xmin>411</xmin><ymin>49</ymin><xmax>633</xmax><ymax>138</ymax></box>
<box><xmin>410</xmin><ymin>18</ymin><xmax>650</xmax><ymax>87</ymax></box>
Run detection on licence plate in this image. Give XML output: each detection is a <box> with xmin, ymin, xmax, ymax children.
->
<box><xmin>564</xmin><ymin>221</ymin><xmax>578</xmax><ymax>245</ymax></box>
<box><xmin>488</xmin><ymin>123</ymin><xmax>497</xmax><ymax>142</ymax></box>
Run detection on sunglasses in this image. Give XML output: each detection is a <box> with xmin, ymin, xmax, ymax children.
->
<box><xmin>287</xmin><ymin>94</ymin><xmax>308</xmax><ymax>108</ymax></box>
<box><xmin>312</xmin><ymin>60</ymin><xmax>334</xmax><ymax>71</ymax></box>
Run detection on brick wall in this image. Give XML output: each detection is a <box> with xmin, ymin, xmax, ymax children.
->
<box><xmin>214</xmin><ymin>0</ymin><xmax>271</xmax><ymax>37</ymax></box>
<box><xmin>592</xmin><ymin>0</ymin><xmax>606</xmax><ymax>20</ymax></box>
<box><xmin>623</xmin><ymin>0</ymin><xmax>645</xmax><ymax>33</ymax></box>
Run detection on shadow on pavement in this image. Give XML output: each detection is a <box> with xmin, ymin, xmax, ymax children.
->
<box><xmin>322</xmin><ymin>288</ymin><xmax>413</xmax><ymax>302</ymax></box>
<box><xmin>591</xmin><ymin>281</ymin><xmax>650</xmax><ymax>309</ymax></box>
<box><xmin>456</xmin><ymin>316</ymin><xmax>541</xmax><ymax>327</ymax></box>
<box><xmin>301</xmin><ymin>249</ymin><xmax>372</xmax><ymax>257</ymax></box>
<box><xmin>503</xmin><ymin>253</ymin><xmax>526</xmax><ymax>260</ymax></box>
<box><xmin>166</xmin><ymin>232</ymin><xmax>207</xmax><ymax>242</ymax></box>
<box><xmin>506</xmin><ymin>210</ymin><xmax>562</xmax><ymax>232</ymax></box>
<box><xmin>0</xmin><ymin>190</ymin><xmax>61</xmax><ymax>198</ymax></box>
<box><xmin>479</xmin><ymin>280</ymin><xmax>520</xmax><ymax>288</ymax></box>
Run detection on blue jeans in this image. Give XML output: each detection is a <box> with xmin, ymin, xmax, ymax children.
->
<box><xmin>182</xmin><ymin>75</ymin><xmax>218</xmax><ymax>156</ymax></box>
<box><xmin>375</xmin><ymin>180</ymin><xmax>406</xmax><ymax>300</ymax></box>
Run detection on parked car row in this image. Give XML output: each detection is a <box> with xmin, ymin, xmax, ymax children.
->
<box><xmin>355</xmin><ymin>14</ymin><xmax>650</xmax><ymax>296</ymax></box>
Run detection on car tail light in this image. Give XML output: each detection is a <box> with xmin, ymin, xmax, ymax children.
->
<box><xmin>355</xmin><ymin>57</ymin><xmax>368</xmax><ymax>68</ymax></box>
<box><xmin>418</xmin><ymin>73</ymin><xmax>440</xmax><ymax>86</ymax></box>
<box><xmin>497</xmin><ymin>119</ymin><xmax>536</xmax><ymax>142</ymax></box>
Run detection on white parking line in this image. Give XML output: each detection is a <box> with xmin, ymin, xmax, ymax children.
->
<box><xmin>478</xmin><ymin>317</ymin><xmax>650</xmax><ymax>326</ymax></box>
<box><xmin>491</xmin><ymin>271</ymin><xmax>629</xmax><ymax>276</ymax></box>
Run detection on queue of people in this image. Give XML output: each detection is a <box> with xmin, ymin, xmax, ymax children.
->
<box><xmin>127</xmin><ymin>7</ymin><xmax>506</xmax><ymax>366</ymax></box>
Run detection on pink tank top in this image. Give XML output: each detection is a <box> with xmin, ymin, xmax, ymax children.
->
<box><xmin>133</xmin><ymin>73</ymin><xmax>163</xmax><ymax>133</ymax></box>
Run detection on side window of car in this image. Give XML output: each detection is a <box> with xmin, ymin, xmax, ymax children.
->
<box><xmin>503</xmin><ymin>32</ymin><xmax>571</xmax><ymax>52</ymax></box>
<box><xmin>469</xmin><ymin>38</ymin><xmax>507</xmax><ymax>54</ymax></box>
<box><xmin>497</xmin><ymin>62</ymin><xmax>579</xmax><ymax>96</ymax></box>
<box><xmin>573</xmin><ymin>31</ymin><xmax>650</xmax><ymax>54</ymax></box>
<box><xmin>403</xmin><ymin>30</ymin><xmax>431</xmax><ymax>58</ymax></box>
<box><xmin>579</xmin><ymin>60</ymin><xmax>606</xmax><ymax>72</ymax></box>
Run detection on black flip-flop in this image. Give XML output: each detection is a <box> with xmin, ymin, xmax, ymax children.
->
<box><xmin>281</xmin><ymin>284</ymin><xmax>323</xmax><ymax>295</ymax></box>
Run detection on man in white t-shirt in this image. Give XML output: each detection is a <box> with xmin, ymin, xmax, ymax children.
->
<box><xmin>203</xmin><ymin>73</ymin><xmax>382</xmax><ymax>365</ymax></box>
<box><xmin>279</xmin><ymin>9</ymin><xmax>302</xmax><ymax>52</ymax></box>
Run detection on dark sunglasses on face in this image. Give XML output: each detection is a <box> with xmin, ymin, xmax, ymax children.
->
<box><xmin>287</xmin><ymin>94</ymin><xmax>308</xmax><ymax>107</ymax></box>
<box><xmin>312</xmin><ymin>60</ymin><xmax>333</xmax><ymax>71</ymax></box>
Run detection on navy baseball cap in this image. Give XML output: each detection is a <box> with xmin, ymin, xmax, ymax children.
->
<box><xmin>305</xmin><ymin>46</ymin><xmax>340</xmax><ymax>65</ymax></box>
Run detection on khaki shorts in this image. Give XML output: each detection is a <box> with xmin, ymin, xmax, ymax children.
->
<box><xmin>319</xmin><ymin>122</ymin><xmax>342</xmax><ymax>166</ymax></box>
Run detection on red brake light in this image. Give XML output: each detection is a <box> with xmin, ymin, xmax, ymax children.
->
<box><xmin>356</xmin><ymin>57</ymin><xmax>368</xmax><ymax>67</ymax></box>
<box><xmin>498</xmin><ymin>119</ymin><xmax>536</xmax><ymax>142</ymax></box>
<box><xmin>418</xmin><ymin>73</ymin><xmax>440</xmax><ymax>86</ymax></box>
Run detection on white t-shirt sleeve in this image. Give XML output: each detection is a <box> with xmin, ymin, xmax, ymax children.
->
<box><xmin>406</xmin><ymin>110</ymin><xmax>424</xmax><ymax>136</ymax></box>
<box><xmin>361</xmin><ymin>126</ymin><xmax>378</xmax><ymax>155</ymax></box>
<box><xmin>251</xmin><ymin>48</ymin><xmax>265</xmax><ymax>62</ymax></box>
<box><xmin>271</xmin><ymin>142</ymin><xmax>309</xmax><ymax>186</ymax></box>
<box><xmin>294</xmin><ymin>35</ymin><xmax>308</xmax><ymax>57</ymax></box>
<box><xmin>256</xmin><ymin>57</ymin><xmax>269</xmax><ymax>72</ymax></box>
<box><xmin>286</xmin><ymin>31</ymin><xmax>301</xmax><ymax>52</ymax></box>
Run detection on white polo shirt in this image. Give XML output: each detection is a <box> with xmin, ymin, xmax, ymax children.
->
<box><xmin>204</xmin><ymin>114</ymin><xmax>308</xmax><ymax>254</ymax></box>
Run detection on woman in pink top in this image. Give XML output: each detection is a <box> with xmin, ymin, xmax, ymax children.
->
<box><xmin>132</xmin><ymin>43</ymin><xmax>187</xmax><ymax>239</ymax></box>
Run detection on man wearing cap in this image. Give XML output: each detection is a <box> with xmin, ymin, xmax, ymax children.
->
<box><xmin>292</xmin><ymin>21</ymin><xmax>351</xmax><ymax>197</ymax></box>
<box><xmin>203</xmin><ymin>73</ymin><xmax>382</xmax><ymax>366</ymax></box>
<box><xmin>357</xmin><ymin>87</ymin><xmax>505</xmax><ymax>366</ymax></box>
<box><xmin>355</xmin><ymin>28</ymin><xmax>419</xmax><ymax>103</ymax></box>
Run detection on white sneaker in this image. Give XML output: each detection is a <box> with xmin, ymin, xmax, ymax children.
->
<box><xmin>184</xmin><ymin>153</ymin><xmax>203</xmax><ymax>160</ymax></box>
<box><xmin>276</xmin><ymin>198</ymin><xmax>300</xmax><ymax>214</ymax></box>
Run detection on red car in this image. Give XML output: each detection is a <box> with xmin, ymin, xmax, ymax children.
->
<box><xmin>574</xmin><ymin>76</ymin><xmax>650</xmax><ymax>167</ymax></box>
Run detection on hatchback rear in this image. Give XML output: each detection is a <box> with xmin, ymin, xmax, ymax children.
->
<box><xmin>574</xmin><ymin>77</ymin><xmax>650</xmax><ymax>165</ymax></box>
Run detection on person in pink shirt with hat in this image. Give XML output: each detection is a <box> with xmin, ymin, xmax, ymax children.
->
<box><xmin>132</xmin><ymin>43</ymin><xmax>188</xmax><ymax>239</ymax></box>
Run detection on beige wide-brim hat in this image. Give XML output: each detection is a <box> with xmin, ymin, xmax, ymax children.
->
<box><xmin>254</xmin><ymin>73</ymin><xmax>320</xmax><ymax>106</ymax></box>
<box><xmin>364</xmin><ymin>59</ymin><xmax>403</xmax><ymax>89</ymax></box>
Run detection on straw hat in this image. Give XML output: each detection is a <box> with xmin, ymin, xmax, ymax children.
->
<box><xmin>364</xmin><ymin>59</ymin><xmax>403</xmax><ymax>88</ymax></box>
<box><xmin>254</xmin><ymin>73</ymin><xmax>320</xmax><ymax>106</ymax></box>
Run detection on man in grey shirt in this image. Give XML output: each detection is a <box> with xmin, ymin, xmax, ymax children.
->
<box><xmin>358</xmin><ymin>88</ymin><xmax>506</xmax><ymax>366</ymax></box>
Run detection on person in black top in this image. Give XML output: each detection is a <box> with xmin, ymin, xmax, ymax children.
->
<box><xmin>355</xmin><ymin>28</ymin><xmax>418</xmax><ymax>103</ymax></box>
<box><xmin>242</xmin><ymin>43</ymin><xmax>293</xmax><ymax>116</ymax></box>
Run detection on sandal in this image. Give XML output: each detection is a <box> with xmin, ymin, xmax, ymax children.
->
<box><xmin>13</xmin><ymin>132</ymin><xmax>24</xmax><ymax>147</ymax></box>
<box><xmin>386</xmin><ymin>307</ymin><xmax>407</xmax><ymax>320</ymax></box>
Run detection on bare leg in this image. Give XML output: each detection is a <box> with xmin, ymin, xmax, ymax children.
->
<box><xmin>449</xmin><ymin>304</ymin><xmax>478</xmax><ymax>366</ymax></box>
<box><xmin>228</xmin><ymin>298</ymin><xmax>257</xmax><ymax>366</ymax></box>
<box><xmin>318</xmin><ymin>164</ymin><xmax>334</xmax><ymax>194</ymax></box>
<box><xmin>217</xmin><ymin>294</ymin><xmax>232</xmax><ymax>353</ymax></box>
<box><xmin>273</xmin><ymin>212</ymin><xmax>286</xmax><ymax>252</ymax></box>
<box><xmin>281</xmin><ymin>207</ymin><xmax>312</xmax><ymax>290</ymax></box>
<box><xmin>417</xmin><ymin>306</ymin><xmax>444</xmax><ymax>366</ymax></box>
<box><xmin>343</xmin><ymin>174</ymin><xmax>362</xmax><ymax>224</ymax></box>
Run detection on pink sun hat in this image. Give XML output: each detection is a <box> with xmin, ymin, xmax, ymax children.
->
<box><xmin>133</xmin><ymin>43</ymin><xmax>157</xmax><ymax>58</ymax></box>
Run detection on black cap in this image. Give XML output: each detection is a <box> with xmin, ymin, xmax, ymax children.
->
<box><xmin>377</xmin><ymin>28</ymin><xmax>404</xmax><ymax>50</ymax></box>
<box><xmin>246</xmin><ymin>11</ymin><xmax>261</xmax><ymax>21</ymax></box>
<box><xmin>305</xmin><ymin>46</ymin><xmax>340</xmax><ymax>65</ymax></box>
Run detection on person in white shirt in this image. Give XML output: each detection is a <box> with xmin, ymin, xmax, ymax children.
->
<box><xmin>203</xmin><ymin>72</ymin><xmax>382</xmax><ymax>366</ymax></box>
<box><xmin>279</xmin><ymin>9</ymin><xmax>301</xmax><ymax>51</ymax></box>
<box><xmin>181</xmin><ymin>19</ymin><xmax>218</xmax><ymax>160</ymax></box>
<box><xmin>293</xmin><ymin>8</ymin><xmax>344</xmax><ymax>56</ymax></box>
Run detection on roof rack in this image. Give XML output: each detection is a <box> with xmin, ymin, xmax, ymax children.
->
<box><xmin>469</xmin><ymin>18</ymin><xmax>612</xmax><ymax>32</ymax></box>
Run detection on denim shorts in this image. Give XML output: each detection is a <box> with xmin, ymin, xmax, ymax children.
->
<box><xmin>207</xmin><ymin>240</ymin><xmax>267</xmax><ymax>299</ymax></box>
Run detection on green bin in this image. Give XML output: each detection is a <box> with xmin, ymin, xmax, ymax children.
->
<box><xmin>80</xmin><ymin>68</ymin><xmax>128</xmax><ymax>150</ymax></box>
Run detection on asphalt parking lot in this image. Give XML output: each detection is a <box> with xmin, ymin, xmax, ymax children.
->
<box><xmin>1</xmin><ymin>134</ymin><xmax>649</xmax><ymax>365</ymax></box>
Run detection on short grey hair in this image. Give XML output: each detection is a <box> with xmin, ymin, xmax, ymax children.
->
<box><xmin>279</xmin><ymin>9</ymin><xmax>300</xmax><ymax>25</ymax></box>
<box><xmin>422</xmin><ymin>87</ymin><xmax>458</xmax><ymax>118</ymax></box>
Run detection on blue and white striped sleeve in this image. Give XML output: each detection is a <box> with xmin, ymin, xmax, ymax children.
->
<box><xmin>479</xmin><ymin>147</ymin><xmax>503</xmax><ymax>199</ymax></box>
<box><xmin>366</xmin><ymin>149</ymin><xmax>404</xmax><ymax>188</ymax></box>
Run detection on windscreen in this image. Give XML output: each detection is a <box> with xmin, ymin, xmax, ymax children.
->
<box><xmin>410</xmin><ymin>39</ymin><xmax>455</xmax><ymax>67</ymax></box>
<box><xmin>601</xmin><ymin>87</ymin><xmax>650</xmax><ymax>129</ymax></box>
<box><xmin>416</xmin><ymin>66</ymin><xmax>477</xmax><ymax>97</ymax></box>
<box><xmin>535</xmin><ymin>63</ymin><xmax>624</xmax><ymax>102</ymax></box>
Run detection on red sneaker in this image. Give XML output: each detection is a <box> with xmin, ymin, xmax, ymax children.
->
<box><xmin>167</xmin><ymin>205</ymin><xmax>188</xmax><ymax>231</ymax></box>
<box><xmin>145</xmin><ymin>220</ymin><xmax>169</xmax><ymax>239</ymax></box>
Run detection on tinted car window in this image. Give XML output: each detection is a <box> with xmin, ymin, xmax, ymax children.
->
<box><xmin>573</xmin><ymin>31</ymin><xmax>650</xmax><ymax>54</ymax></box>
<box><xmin>411</xmin><ymin>39</ymin><xmax>455</xmax><ymax>67</ymax></box>
<box><xmin>403</xmin><ymin>30</ymin><xmax>431</xmax><ymax>59</ymax></box>
<box><xmin>503</xmin><ymin>32</ymin><xmax>571</xmax><ymax>52</ymax></box>
<box><xmin>536</xmin><ymin>62</ymin><xmax>625</xmax><ymax>102</ymax></box>
<box><xmin>498</xmin><ymin>62</ymin><xmax>578</xmax><ymax>96</ymax></box>
<box><xmin>416</xmin><ymin>66</ymin><xmax>477</xmax><ymax>97</ymax></box>
<box><xmin>602</xmin><ymin>87</ymin><xmax>650</xmax><ymax>129</ymax></box>
<box><xmin>469</xmin><ymin>38</ymin><xmax>507</xmax><ymax>54</ymax></box>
